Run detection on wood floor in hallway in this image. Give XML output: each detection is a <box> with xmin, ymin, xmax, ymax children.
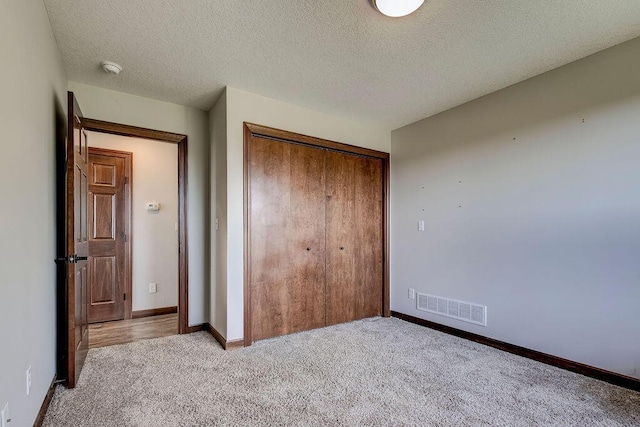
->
<box><xmin>89</xmin><ymin>313</ymin><xmax>178</xmax><ymax>349</ymax></box>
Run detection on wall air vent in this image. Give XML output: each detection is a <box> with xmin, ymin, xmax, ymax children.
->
<box><xmin>416</xmin><ymin>292</ymin><xmax>487</xmax><ymax>326</ymax></box>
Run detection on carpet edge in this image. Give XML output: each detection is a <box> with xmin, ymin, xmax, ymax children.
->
<box><xmin>391</xmin><ymin>310</ymin><xmax>640</xmax><ymax>392</ymax></box>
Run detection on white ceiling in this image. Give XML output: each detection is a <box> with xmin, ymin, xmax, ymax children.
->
<box><xmin>43</xmin><ymin>0</ymin><xmax>640</xmax><ymax>130</ymax></box>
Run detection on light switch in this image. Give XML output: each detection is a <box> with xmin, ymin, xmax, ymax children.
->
<box><xmin>26</xmin><ymin>366</ymin><xmax>31</xmax><ymax>396</ymax></box>
<box><xmin>149</xmin><ymin>283</ymin><xmax>157</xmax><ymax>293</ymax></box>
<box><xmin>418</xmin><ymin>220</ymin><xmax>425</xmax><ymax>231</ymax></box>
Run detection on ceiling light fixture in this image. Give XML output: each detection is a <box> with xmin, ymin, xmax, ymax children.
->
<box><xmin>100</xmin><ymin>61</ymin><xmax>122</xmax><ymax>75</ymax></box>
<box><xmin>372</xmin><ymin>0</ymin><xmax>425</xmax><ymax>17</ymax></box>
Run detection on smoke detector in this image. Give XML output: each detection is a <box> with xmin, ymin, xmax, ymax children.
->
<box><xmin>100</xmin><ymin>61</ymin><xmax>122</xmax><ymax>75</ymax></box>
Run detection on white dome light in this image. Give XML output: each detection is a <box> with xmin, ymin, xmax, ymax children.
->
<box><xmin>372</xmin><ymin>0</ymin><xmax>425</xmax><ymax>17</ymax></box>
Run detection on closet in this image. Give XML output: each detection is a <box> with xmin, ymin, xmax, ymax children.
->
<box><xmin>245</xmin><ymin>123</ymin><xmax>387</xmax><ymax>343</ymax></box>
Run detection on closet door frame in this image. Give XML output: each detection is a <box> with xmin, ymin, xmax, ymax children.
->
<box><xmin>243</xmin><ymin>122</ymin><xmax>390</xmax><ymax>347</ymax></box>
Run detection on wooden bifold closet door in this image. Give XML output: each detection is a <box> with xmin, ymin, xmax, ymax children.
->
<box><xmin>325</xmin><ymin>151</ymin><xmax>383</xmax><ymax>326</ymax></box>
<box><xmin>248</xmin><ymin>130</ymin><xmax>383</xmax><ymax>342</ymax></box>
<box><xmin>250</xmin><ymin>138</ymin><xmax>327</xmax><ymax>341</ymax></box>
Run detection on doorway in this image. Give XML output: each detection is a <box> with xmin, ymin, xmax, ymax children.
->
<box><xmin>57</xmin><ymin>93</ymin><xmax>191</xmax><ymax>387</ymax></box>
<box><xmin>83</xmin><ymin>119</ymin><xmax>190</xmax><ymax>346</ymax></box>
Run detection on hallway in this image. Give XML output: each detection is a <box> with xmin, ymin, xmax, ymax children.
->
<box><xmin>89</xmin><ymin>314</ymin><xmax>178</xmax><ymax>349</ymax></box>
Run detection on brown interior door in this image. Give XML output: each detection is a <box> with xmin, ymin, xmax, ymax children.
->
<box><xmin>325</xmin><ymin>151</ymin><xmax>383</xmax><ymax>325</ymax></box>
<box><xmin>88</xmin><ymin>149</ymin><xmax>126</xmax><ymax>323</ymax></box>
<box><xmin>249</xmin><ymin>136</ymin><xmax>326</xmax><ymax>341</ymax></box>
<box><xmin>66</xmin><ymin>92</ymin><xmax>89</xmax><ymax>387</ymax></box>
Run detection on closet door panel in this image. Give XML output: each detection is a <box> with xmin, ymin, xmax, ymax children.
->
<box><xmin>250</xmin><ymin>137</ymin><xmax>289</xmax><ymax>341</ymax></box>
<box><xmin>326</xmin><ymin>152</ymin><xmax>383</xmax><ymax>325</ymax></box>
<box><xmin>249</xmin><ymin>137</ymin><xmax>326</xmax><ymax>341</ymax></box>
<box><xmin>286</xmin><ymin>143</ymin><xmax>326</xmax><ymax>334</ymax></box>
<box><xmin>325</xmin><ymin>152</ymin><xmax>357</xmax><ymax>325</ymax></box>
<box><xmin>353</xmin><ymin>156</ymin><xmax>383</xmax><ymax>319</ymax></box>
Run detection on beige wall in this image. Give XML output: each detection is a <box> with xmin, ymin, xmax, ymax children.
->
<box><xmin>217</xmin><ymin>87</ymin><xmax>391</xmax><ymax>340</ymax></box>
<box><xmin>69</xmin><ymin>82</ymin><xmax>210</xmax><ymax>326</ymax></box>
<box><xmin>88</xmin><ymin>132</ymin><xmax>179</xmax><ymax>312</ymax></box>
<box><xmin>391</xmin><ymin>36</ymin><xmax>640</xmax><ymax>378</ymax></box>
<box><xmin>0</xmin><ymin>0</ymin><xmax>68</xmax><ymax>424</ymax></box>
<box><xmin>209</xmin><ymin>90</ymin><xmax>228</xmax><ymax>336</ymax></box>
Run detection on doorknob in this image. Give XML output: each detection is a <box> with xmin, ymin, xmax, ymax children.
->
<box><xmin>59</xmin><ymin>254</ymin><xmax>88</xmax><ymax>264</ymax></box>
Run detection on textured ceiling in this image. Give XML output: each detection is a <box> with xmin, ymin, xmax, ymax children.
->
<box><xmin>43</xmin><ymin>0</ymin><xmax>640</xmax><ymax>130</ymax></box>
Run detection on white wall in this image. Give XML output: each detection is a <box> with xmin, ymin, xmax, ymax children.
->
<box><xmin>70</xmin><ymin>82</ymin><xmax>210</xmax><ymax>326</ymax></box>
<box><xmin>0</xmin><ymin>0</ymin><xmax>68</xmax><ymax>424</ymax></box>
<box><xmin>391</xmin><ymin>36</ymin><xmax>640</xmax><ymax>378</ymax></box>
<box><xmin>209</xmin><ymin>90</ymin><xmax>228</xmax><ymax>336</ymax></box>
<box><xmin>88</xmin><ymin>132</ymin><xmax>179</xmax><ymax>312</ymax></box>
<box><xmin>218</xmin><ymin>87</ymin><xmax>391</xmax><ymax>340</ymax></box>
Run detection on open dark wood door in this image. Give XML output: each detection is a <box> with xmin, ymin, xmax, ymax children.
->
<box><xmin>65</xmin><ymin>92</ymin><xmax>89</xmax><ymax>387</ymax></box>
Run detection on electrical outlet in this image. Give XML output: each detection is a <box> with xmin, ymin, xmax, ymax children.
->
<box><xmin>418</xmin><ymin>220</ymin><xmax>425</xmax><ymax>231</ymax></box>
<box><xmin>408</xmin><ymin>288</ymin><xmax>416</xmax><ymax>300</ymax></box>
<box><xmin>148</xmin><ymin>283</ymin><xmax>157</xmax><ymax>293</ymax></box>
<box><xmin>1</xmin><ymin>402</ymin><xmax>9</xmax><ymax>427</ymax></box>
<box><xmin>26</xmin><ymin>366</ymin><xmax>31</xmax><ymax>395</ymax></box>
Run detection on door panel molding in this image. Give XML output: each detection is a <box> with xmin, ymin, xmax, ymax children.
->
<box><xmin>82</xmin><ymin>120</ymin><xmax>189</xmax><ymax>334</ymax></box>
<box><xmin>90</xmin><ymin>256</ymin><xmax>116</xmax><ymax>304</ymax></box>
<box><xmin>243</xmin><ymin>123</ymin><xmax>390</xmax><ymax>347</ymax></box>
<box><xmin>91</xmin><ymin>192</ymin><xmax>116</xmax><ymax>240</ymax></box>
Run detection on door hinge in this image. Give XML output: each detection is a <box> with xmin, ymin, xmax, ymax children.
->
<box><xmin>124</xmin><ymin>176</ymin><xmax>128</xmax><ymax>185</ymax></box>
<box><xmin>124</xmin><ymin>293</ymin><xmax>127</xmax><ymax>301</ymax></box>
<box><xmin>122</xmin><ymin>232</ymin><xmax>127</xmax><ymax>242</ymax></box>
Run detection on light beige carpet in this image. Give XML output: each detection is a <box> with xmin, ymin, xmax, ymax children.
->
<box><xmin>44</xmin><ymin>317</ymin><xmax>639</xmax><ymax>426</ymax></box>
